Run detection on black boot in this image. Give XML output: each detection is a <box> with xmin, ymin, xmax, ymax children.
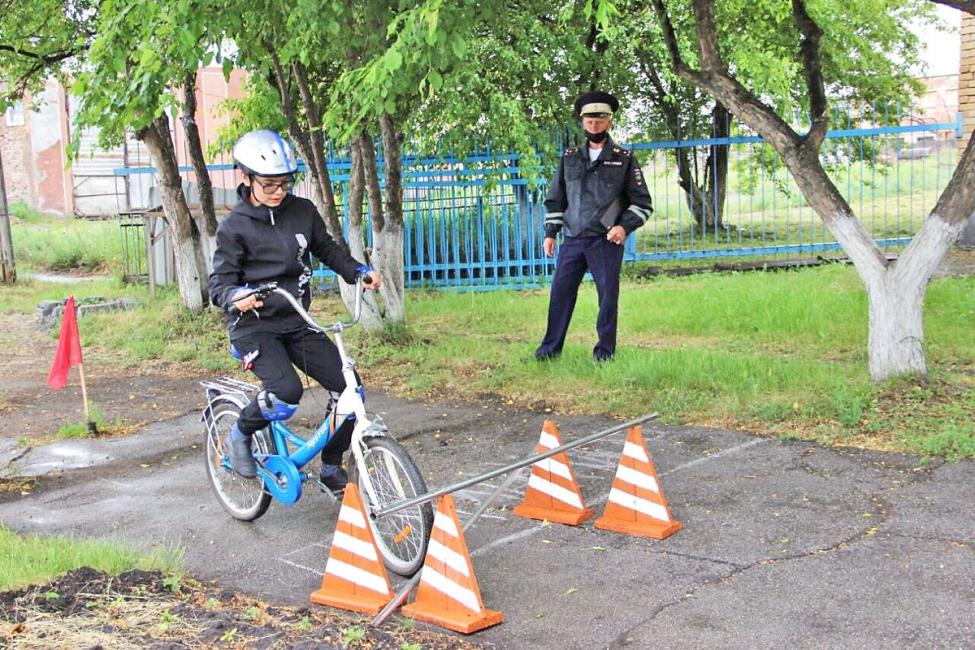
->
<box><xmin>319</xmin><ymin>464</ymin><xmax>348</xmax><ymax>497</ymax></box>
<box><xmin>229</xmin><ymin>424</ymin><xmax>257</xmax><ymax>479</ymax></box>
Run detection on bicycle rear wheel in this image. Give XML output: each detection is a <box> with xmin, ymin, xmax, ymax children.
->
<box><xmin>352</xmin><ymin>436</ymin><xmax>433</xmax><ymax>577</ymax></box>
<box><xmin>204</xmin><ymin>402</ymin><xmax>272</xmax><ymax>521</ymax></box>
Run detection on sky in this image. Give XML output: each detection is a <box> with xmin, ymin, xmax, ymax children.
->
<box><xmin>914</xmin><ymin>4</ymin><xmax>961</xmax><ymax>77</ymax></box>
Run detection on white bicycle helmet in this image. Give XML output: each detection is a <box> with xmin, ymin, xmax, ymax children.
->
<box><xmin>232</xmin><ymin>130</ymin><xmax>298</xmax><ymax>176</ymax></box>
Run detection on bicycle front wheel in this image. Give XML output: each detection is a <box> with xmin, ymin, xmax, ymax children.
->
<box><xmin>352</xmin><ymin>436</ymin><xmax>433</xmax><ymax>577</ymax></box>
<box><xmin>204</xmin><ymin>401</ymin><xmax>272</xmax><ymax>521</ymax></box>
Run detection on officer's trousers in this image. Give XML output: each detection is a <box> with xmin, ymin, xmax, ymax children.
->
<box><xmin>536</xmin><ymin>235</ymin><xmax>625</xmax><ymax>360</ymax></box>
<box><xmin>232</xmin><ymin>326</ymin><xmax>353</xmax><ymax>466</ymax></box>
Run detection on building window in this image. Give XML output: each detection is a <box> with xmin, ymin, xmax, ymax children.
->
<box><xmin>5</xmin><ymin>100</ymin><xmax>25</xmax><ymax>127</ymax></box>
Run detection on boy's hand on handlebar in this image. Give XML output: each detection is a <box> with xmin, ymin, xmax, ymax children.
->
<box><xmin>232</xmin><ymin>288</ymin><xmax>263</xmax><ymax>312</ymax></box>
<box><xmin>362</xmin><ymin>270</ymin><xmax>382</xmax><ymax>290</ymax></box>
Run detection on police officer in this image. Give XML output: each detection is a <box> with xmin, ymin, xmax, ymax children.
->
<box><xmin>535</xmin><ymin>91</ymin><xmax>653</xmax><ymax>362</ymax></box>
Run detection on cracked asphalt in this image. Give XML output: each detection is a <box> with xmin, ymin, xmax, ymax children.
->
<box><xmin>1</xmin><ymin>388</ymin><xmax>973</xmax><ymax>649</ymax></box>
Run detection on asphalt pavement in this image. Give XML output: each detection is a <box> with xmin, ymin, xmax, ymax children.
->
<box><xmin>1</xmin><ymin>388</ymin><xmax>972</xmax><ymax>649</ymax></box>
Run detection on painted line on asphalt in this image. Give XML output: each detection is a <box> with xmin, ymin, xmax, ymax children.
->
<box><xmin>470</xmin><ymin>437</ymin><xmax>769</xmax><ymax>558</ymax></box>
<box><xmin>277</xmin><ymin>557</ymin><xmax>326</xmax><ymax>576</ymax></box>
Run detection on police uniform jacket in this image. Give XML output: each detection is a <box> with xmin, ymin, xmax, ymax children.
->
<box><xmin>543</xmin><ymin>135</ymin><xmax>652</xmax><ymax>239</ymax></box>
<box><xmin>208</xmin><ymin>184</ymin><xmax>363</xmax><ymax>340</ymax></box>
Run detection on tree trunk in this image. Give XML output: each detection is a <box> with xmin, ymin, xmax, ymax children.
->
<box><xmin>705</xmin><ymin>103</ymin><xmax>730</xmax><ymax>229</ymax></box>
<box><xmin>180</xmin><ymin>72</ymin><xmax>217</xmax><ymax>277</ymax></box>
<box><xmin>650</xmin><ymin>0</ymin><xmax>975</xmax><ymax>381</ymax></box>
<box><xmin>345</xmin><ymin>132</ymin><xmax>383</xmax><ymax>330</ymax></box>
<box><xmin>138</xmin><ymin>115</ymin><xmax>205</xmax><ymax>313</ymax></box>
<box><xmin>863</xmin><ymin>213</ymin><xmax>966</xmax><ymax>379</ymax></box>
<box><xmin>268</xmin><ymin>53</ymin><xmax>341</xmax><ymax>244</ymax></box>
<box><xmin>375</xmin><ymin>113</ymin><xmax>406</xmax><ymax>325</ymax></box>
<box><xmin>673</xmin><ymin>106</ymin><xmax>729</xmax><ymax>232</ymax></box>
<box><xmin>0</xmin><ymin>146</ymin><xmax>15</xmax><ymax>283</ymax></box>
<box><xmin>291</xmin><ymin>61</ymin><xmax>344</xmax><ymax>243</ymax></box>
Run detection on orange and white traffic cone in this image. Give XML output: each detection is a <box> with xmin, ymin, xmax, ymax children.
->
<box><xmin>400</xmin><ymin>494</ymin><xmax>504</xmax><ymax>634</ymax></box>
<box><xmin>512</xmin><ymin>420</ymin><xmax>595</xmax><ymax>526</ymax></box>
<box><xmin>310</xmin><ymin>483</ymin><xmax>395</xmax><ymax>615</ymax></box>
<box><xmin>594</xmin><ymin>425</ymin><xmax>682</xmax><ymax>540</ymax></box>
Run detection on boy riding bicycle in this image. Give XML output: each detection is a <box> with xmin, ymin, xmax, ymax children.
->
<box><xmin>207</xmin><ymin>129</ymin><xmax>381</xmax><ymax>494</ymax></box>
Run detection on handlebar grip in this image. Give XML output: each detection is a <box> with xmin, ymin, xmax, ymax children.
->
<box><xmin>361</xmin><ymin>273</ymin><xmax>374</xmax><ymax>286</ymax></box>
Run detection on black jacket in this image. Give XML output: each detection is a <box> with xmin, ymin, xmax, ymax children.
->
<box><xmin>208</xmin><ymin>184</ymin><xmax>363</xmax><ymax>338</ymax></box>
<box><xmin>543</xmin><ymin>135</ymin><xmax>653</xmax><ymax>239</ymax></box>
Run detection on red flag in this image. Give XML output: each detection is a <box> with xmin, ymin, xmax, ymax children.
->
<box><xmin>47</xmin><ymin>296</ymin><xmax>83</xmax><ymax>389</ymax></box>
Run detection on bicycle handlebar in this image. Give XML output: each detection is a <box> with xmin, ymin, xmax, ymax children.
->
<box><xmin>242</xmin><ymin>276</ymin><xmax>369</xmax><ymax>333</ymax></box>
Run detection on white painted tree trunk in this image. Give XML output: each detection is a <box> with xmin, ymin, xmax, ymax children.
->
<box><xmin>346</xmin><ymin>229</ymin><xmax>384</xmax><ymax>331</ymax></box>
<box><xmin>831</xmin><ymin>212</ymin><xmax>964</xmax><ymax>380</ymax></box>
<box><xmin>865</xmin><ymin>274</ymin><xmax>926</xmax><ymax>379</ymax></box>
<box><xmin>372</xmin><ymin>222</ymin><xmax>405</xmax><ymax>324</ymax></box>
<box><xmin>172</xmin><ymin>234</ymin><xmax>205</xmax><ymax>313</ymax></box>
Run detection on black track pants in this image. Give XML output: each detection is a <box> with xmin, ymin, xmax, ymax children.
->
<box><xmin>233</xmin><ymin>327</ymin><xmax>354</xmax><ymax>465</ymax></box>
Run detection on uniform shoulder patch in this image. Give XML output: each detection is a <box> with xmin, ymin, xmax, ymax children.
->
<box><xmin>564</xmin><ymin>147</ymin><xmax>578</xmax><ymax>156</ymax></box>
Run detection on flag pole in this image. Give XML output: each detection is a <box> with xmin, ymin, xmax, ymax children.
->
<box><xmin>77</xmin><ymin>361</ymin><xmax>97</xmax><ymax>435</ymax></box>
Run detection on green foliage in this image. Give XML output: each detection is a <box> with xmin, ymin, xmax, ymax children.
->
<box><xmin>0</xmin><ymin>525</ymin><xmax>183</xmax><ymax>590</ymax></box>
<box><xmin>341</xmin><ymin>625</ymin><xmax>367</xmax><ymax>647</ymax></box>
<box><xmin>0</xmin><ymin>0</ymin><xmax>96</xmax><ymax>108</ymax></box>
<box><xmin>209</xmin><ymin>76</ymin><xmax>289</xmax><ymax>158</ymax></box>
<box><xmin>69</xmin><ymin>0</ymin><xmax>217</xmax><ymax>149</ymax></box>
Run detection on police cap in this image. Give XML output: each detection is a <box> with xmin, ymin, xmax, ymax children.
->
<box><xmin>574</xmin><ymin>91</ymin><xmax>619</xmax><ymax>117</ymax></box>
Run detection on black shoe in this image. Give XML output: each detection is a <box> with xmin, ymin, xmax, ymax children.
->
<box><xmin>228</xmin><ymin>428</ymin><xmax>257</xmax><ymax>479</ymax></box>
<box><xmin>535</xmin><ymin>350</ymin><xmax>560</xmax><ymax>361</ymax></box>
<box><xmin>593</xmin><ymin>352</ymin><xmax>614</xmax><ymax>364</ymax></box>
<box><xmin>319</xmin><ymin>466</ymin><xmax>348</xmax><ymax>496</ymax></box>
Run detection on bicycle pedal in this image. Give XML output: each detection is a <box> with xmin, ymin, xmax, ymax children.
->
<box><xmin>314</xmin><ymin>478</ymin><xmax>345</xmax><ymax>500</ymax></box>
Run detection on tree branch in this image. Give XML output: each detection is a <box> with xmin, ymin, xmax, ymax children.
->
<box><xmin>650</xmin><ymin>0</ymin><xmax>687</xmax><ymax>73</ymax></box>
<box><xmin>928</xmin><ymin>0</ymin><xmax>975</xmax><ymax>15</ymax></box>
<box><xmin>792</xmin><ymin>0</ymin><xmax>828</xmax><ymax>149</ymax></box>
<box><xmin>0</xmin><ymin>43</ymin><xmax>77</xmax><ymax>62</ymax></box>
<box><xmin>691</xmin><ymin>0</ymin><xmax>722</xmax><ymax>70</ymax></box>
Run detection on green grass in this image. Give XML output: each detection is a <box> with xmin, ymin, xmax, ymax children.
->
<box><xmin>2</xmin><ymin>238</ymin><xmax>972</xmax><ymax>460</ymax></box>
<box><xmin>352</xmin><ymin>264</ymin><xmax>975</xmax><ymax>459</ymax></box>
<box><xmin>8</xmin><ymin>203</ymin><xmax>124</xmax><ymax>274</ymax></box>
<box><xmin>0</xmin><ymin>525</ymin><xmax>183</xmax><ymax>590</ymax></box>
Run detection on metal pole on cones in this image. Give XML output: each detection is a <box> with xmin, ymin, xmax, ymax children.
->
<box><xmin>77</xmin><ymin>362</ymin><xmax>98</xmax><ymax>435</ymax></box>
<box><xmin>370</xmin><ymin>466</ymin><xmax>528</xmax><ymax>626</ymax></box>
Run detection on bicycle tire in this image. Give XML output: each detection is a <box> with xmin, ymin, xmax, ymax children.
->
<box><xmin>351</xmin><ymin>436</ymin><xmax>433</xmax><ymax>577</ymax></box>
<box><xmin>204</xmin><ymin>401</ymin><xmax>272</xmax><ymax>521</ymax></box>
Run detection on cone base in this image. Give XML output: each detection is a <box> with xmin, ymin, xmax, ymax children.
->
<box><xmin>513</xmin><ymin>503</ymin><xmax>595</xmax><ymax>526</ymax></box>
<box><xmin>310</xmin><ymin>588</ymin><xmax>390</xmax><ymax>616</ymax></box>
<box><xmin>594</xmin><ymin>515</ymin><xmax>682</xmax><ymax>540</ymax></box>
<box><xmin>401</xmin><ymin>602</ymin><xmax>504</xmax><ymax>634</ymax></box>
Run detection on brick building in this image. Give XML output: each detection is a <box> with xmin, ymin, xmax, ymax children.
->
<box><xmin>0</xmin><ymin>68</ymin><xmax>244</xmax><ymax>217</ymax></box>
<box><xmin>959</xmin><ymin>15</ymin><xmax>975</xmax><ymax>246</ymax></box>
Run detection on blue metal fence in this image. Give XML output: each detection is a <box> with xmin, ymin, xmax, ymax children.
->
<box><xmin>114</xmin><ymin>111</ymin><xmax>963</xmax><ymax>290</ymax></box>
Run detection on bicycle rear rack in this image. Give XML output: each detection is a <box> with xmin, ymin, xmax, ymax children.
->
<box><xmin>201</xmin><ymin>377</ymin><xmax>259</xmax><ymax>404</ymax></box>
<box><xmin>200</xmin><ymin>377</ymin><xmax>260</xmax><ymax>435</ymax></box>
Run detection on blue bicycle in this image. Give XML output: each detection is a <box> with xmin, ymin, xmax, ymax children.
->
<box><xmin>200</xmin><ymin>279</ymin><xmax>433</xmax><ymax>576</ymax></box>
